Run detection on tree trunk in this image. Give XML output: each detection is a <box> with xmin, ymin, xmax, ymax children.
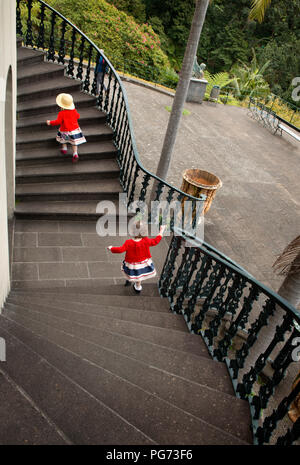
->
<box><xmin>153</xmin><ymin>0</ymin><xmax>210</xmax><ymax>190</ymax></box>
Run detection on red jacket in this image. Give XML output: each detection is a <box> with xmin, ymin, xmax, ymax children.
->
<box><xmin>50</xmin><ymin>109</ymin><xmax>80</xmax><ymax>132</ymax></box>
<box><xmin>110</xmin><ymin>235</ymin><xmax>162</xmax><ymax>263</ymax></box>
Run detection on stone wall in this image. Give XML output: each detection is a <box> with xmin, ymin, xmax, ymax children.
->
<box><xmin>0</xmin><ymin>0</ymin><xmax>16</xmax><ymax>305</ymax></box>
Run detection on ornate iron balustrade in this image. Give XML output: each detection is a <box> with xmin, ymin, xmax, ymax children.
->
<box><xmin>159</xmin><ymin>228</ymin><xmax>300</xmax><ymax>445</ymax></box>
<box><xmin>16</xmin><ymin>0</ymin><xmax>205</xmax><ymax>222</ymax></box>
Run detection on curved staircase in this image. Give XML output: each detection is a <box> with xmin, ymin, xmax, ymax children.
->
<box><xmin>0</xmin><ymin>40</ymin><xmax>253</xmax><ymax>445</ymax></box>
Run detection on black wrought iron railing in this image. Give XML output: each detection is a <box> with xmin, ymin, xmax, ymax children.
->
<box><xmin>159</xmin><ymin>228</ymin><xmax>300</xmax><ymax>445</ymax></box>
<box><xmin>16</xmin><ymin>0</ymin><xmax>205</xmax><ymax>222</ymax></box>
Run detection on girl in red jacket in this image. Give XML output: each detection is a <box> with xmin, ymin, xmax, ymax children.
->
<box><xmin>108</xmin><ymin>222</ymin><xmax>166</xmax><ymax>294</ymax></box>
<box><xmin>46</xmin><ymin>93</ymin><xmax>86</xmax><ymax>163</ymax></box>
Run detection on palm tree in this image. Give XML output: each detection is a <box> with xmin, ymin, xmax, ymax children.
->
<box><xmin>230</xmin><ymin>48</ymin><xmax>271</xmax><ymax>99</ymax></box>
<box><xmin>249</xmin><ymin>0</ymin><xmax>272</xmax><ymax>23</ymax></box>
<box><xmin>153</xmin><ymin>0</ymin><xmax>210</xmax><ymax>185</ymax></box>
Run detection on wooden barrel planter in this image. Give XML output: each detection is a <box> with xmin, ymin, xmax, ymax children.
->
<box><xmin>180</xmin><ymin>169</ymin><xmax>222</xmax><ymax>215</ymax></box>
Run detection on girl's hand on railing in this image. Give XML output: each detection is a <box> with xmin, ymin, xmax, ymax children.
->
<box><xmin>46</xmin><ymin>120</ymin><xmax>51</xmax><ymax>126</ymax></box>
<box><xmin>159</xmin><ymin>225</ymin><xmax>167</xmax><ymax>236</ymax></box>
<box><xmin>107</xmin><ymin>246</ymin><xmax>113</xmax><ymax>250</ymax></box>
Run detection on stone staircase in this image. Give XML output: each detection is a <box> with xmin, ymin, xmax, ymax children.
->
<box><xmin>0</xmin><ymin>41</ymin><xmax>253</xmax><ymax>445</ymax></box>
<box><xmin>16</xmin><ymin>42</ymin><xmax>120</xmax><ymax>221</ymax></box>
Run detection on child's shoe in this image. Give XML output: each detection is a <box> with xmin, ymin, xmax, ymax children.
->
<box><xmin>72</xmin><ymin>153</ymin><xmax>79</xmax><ymax>163</ymax></box>
<box><xmin>133</xmin><ymin>283</ymin><xmax>142</xmax><ymax>294</ymax></box>
<box><xmin>60</xmin><ymin>148</ymin><xmax>67</xmax><ymax>155</ymax></box>
<box><xmin>124</xmin><ymin>280</ymin><xmax>131</xmax><ymax>287</ymax></box>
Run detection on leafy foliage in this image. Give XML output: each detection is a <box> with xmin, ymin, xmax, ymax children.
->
<box><xmin>36</xmin><ymin>0</ymin><xmax>170</xmax><ymax>80</ymax></box>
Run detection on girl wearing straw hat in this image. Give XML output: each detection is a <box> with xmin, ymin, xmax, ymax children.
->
<box><xmin>46</xmin><ymin>93</ymin><xmax>86</xmax><ymax>163</ymax></box>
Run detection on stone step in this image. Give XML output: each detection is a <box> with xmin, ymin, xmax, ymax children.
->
<box><xmin>14</xmin><ymin>283</ymin><xmax>161</xmax><ymax>297</ymax></box>
<box><xmin>15</xmin><ymin>178</ymin><xmax>122</xmax><ymax>202</ymax></box>
<box><xmin>4</xmin><ymin>299</ymin><xmax>204</xmax><ymax>358</ymax></box>
<box><xmin>17</xmin><ymin>60</ymin><xmax>65</xmax><ymax>86</ymax></box>
<box><xmin>17</xmin><ymin>90</ymin><xmax>96</xmax><ymax>118</ymax></box>
<box><xmin>0</xmin><ymin>313</ymin><xmax>250</xmax><ymax>444</ymax></box>
<box><xmin>17</xmin><ymin>47</ymin><xmax>45</xmax><ymax>67</ymax></box>
<box><xmin>17</xmin><ymin>75</ymin><xmax>82</xmax><ymax>103</ymax></box>
<box><xmin>14</xmin><ymin>199</ymin><xmax>124</xmax><ymax>221</ymax></box>
<box><xmin>0</xmin><ymin>369</ymin><xmax>67</xmax><ymax>445</ymax></box>
<box><xmin>16</xmin><ymin>141</ymin><xmax>117</xmax><ymax>165</ymax></box>
<box><xmin>0</xmin><ymin>317</ymin><xmax>152</xmax><ymax>445</ymax></box>
<box><xmin>16</xmin><ymin>158</ymin><xmax>119</xmax><ymax>184</ymax></box>
<box><xmin>12</xmin><ymin>290</ymin><xmax>170</xmax><ymax>312</ymax></box>
<box><xmin>16</xmin><ymin>124</ymin><xmax>114</xmax><ymax>149</ymax></box>
<box><xmin>6</xmin><ymin>297</ymin><xmax>187</xmax><ymax>333</ymax></box>
<box><xmin>17</xmin><ymin>107</ymin><xmax>107</xmax><ymax>132</ymax></box>
<box><xmin>2</xmin><ymin>306</ymin><xmax>252</xmax><ymax>443</ymax></box>
<box><xmin>7</xmin><ymin>294</ymin><xmax>232</xmax><ymax>394</ymax></box>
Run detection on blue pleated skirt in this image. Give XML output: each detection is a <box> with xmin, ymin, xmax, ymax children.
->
<box><xmin>56</xmin><ymin>127</ymin><xmax>86</xmax><ymax>146</ymax></box>
<box><xmin>121</xmin><ymin>258</ymin><xmax>157</xmax><ymax>282</ymax></box>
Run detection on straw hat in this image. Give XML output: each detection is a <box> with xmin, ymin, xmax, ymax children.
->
<box><xmin>56</xmin><ymin>93</ymin><xmax>75</xmax><ymax>110</ymax></box>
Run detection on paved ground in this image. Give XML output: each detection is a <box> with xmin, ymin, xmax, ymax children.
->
<box><xmin>11</xmin><ymin>220</ymin><xmax>169</xmax><ymax>289</ymax></box>
<box><xmin>123</xmin><ymin>80</ymin><xmax>300</xmax><ymax>293</ymax></box>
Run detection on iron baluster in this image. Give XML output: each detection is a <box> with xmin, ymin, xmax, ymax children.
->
<box><xmin>237</xmin><ymin>312</ymin><xmax>293</xmax><ymax>401</ymax></box>
<box><xmin>215</xmin><ymin>284</ymin><xmax>259</xmax><ymax>361</ymax></box>
<box><xmin>168</xmin><ymin>247</ymin><xmax>195</xmax><ymax>310</ymax></box>
<box><xmin>25</xmin><ymin>0</ymin><xmax>33</xmax><ymax>47</ymax></box>
<box><xmin>76</xmin><ymin>35</ymin><xmax>85</xmax><ymax>80</ymax></box>
<box><xmin>139</xmin><ymin>173</ymin><xmax>151</xmax><ymax>204</ymax></box>
<box><xmin>119</xmin><ymin>124</ymin><xmax>130</xmax><ymax>177</ymax></box>
<box><xmin>229</xmin><ymin>297</ymin><xmax>276</xmax><ymax>380</ymax></box>
<box><xmin>272</xmin><ymin>324</ymin><xmax>300</xmax><ymax>371</ymax></box>
<box><xmin>159</xmin><ymin>235</ymin><xmax>182</xmax><ymax>297</ymax></box>
<box><xmin>128</xmin><ymin>164</ymin><xmax>140</xmax><ymax>206</ymax></box>
<box><xmin>122</xmin><ymin>141</ymin><xmax>133</xmax><ymax>191</ymax></box>
<box><xmin>112</xmin><ymin>85</ymin><xmax>122</xmax><ymax>131</ymax></box>
<box><xmin>192</xmin><ymin>261</ymin><xmax>224</xmax><ymax>334</ymax></box>
<box><xmin>16</xmin><ymin>0</ymin><xmax>23</xmax><ymax>36</ymax></box>
<box><xmin>83</xmin><ymin>44</ymin><xmax>93</xmax><ymax>92</ymax></box>
<box><xmin>47</xmin><ymin>11</ymin><xmax>56</xmax><ymax>61</ymax></box>
<box><xmin>108</xmin><ymin>76</ymin><xmax>118</xmax><ymax>125</ymax></box>
<box><xmin>186</xmin><ymin>255</ymin><xmax>211</xmax><ymax>329</ymax></box>
<box><xmin>150</xmin><ymin>181</ymin><xmax>164</xmax><ymax>225</ymax></box>
<box><xmin>66</xmin><ymin>28</ymin><xmax>76</xmax><ymax>77</ymax></box>
<box><xmin>58</xmin><ymin>20</ymin><xmax>67</xmax><ymax>64</ymax></box>
<box><xmin>188</xmin><ymin>252</ymin><xmax>209</xmax><ymax>296</ymax></box>
<box><xmin>91</xmin><ymin>51</ymin><xmax>100</xmax><ymax>96</ymax></box>
<box><xmin>116</xmin><ymin>101</ymin><xmax>126</xmax><ymax>147</ymax></box>
<box><xmin>172</xmin><ymin>248</ymin><xmax>200</xmax><ymax>315</ymax></box>
<box><xmin>104</xmin><ymin>68</ymin><xmax>113</xmax><ymax>114</ymax></box>
<box><xmin>37</xmin><ymin>2</ymin><xmax>46</xmax><ymax>49</ymax></box>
